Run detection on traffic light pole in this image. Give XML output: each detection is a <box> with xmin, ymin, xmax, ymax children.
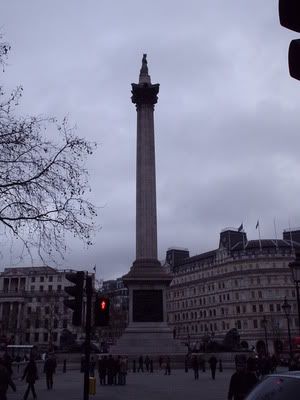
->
<box><xmin>83</xmin><ymin>275</ymin><xmax>92</xmax><ymax>400</ymax></box>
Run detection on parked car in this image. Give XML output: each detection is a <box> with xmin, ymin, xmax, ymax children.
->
<box><xmin>245</xmin><ymin>372</ymin><xmax>300</xmax><ymax>399</ymax></box>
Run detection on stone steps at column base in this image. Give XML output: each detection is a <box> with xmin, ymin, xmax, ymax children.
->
<box><xmin>110</xmin><ymin>331</ymin><xmax>187</xmax><ymax>357</ymax></box>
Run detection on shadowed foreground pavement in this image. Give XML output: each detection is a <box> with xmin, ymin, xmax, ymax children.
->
<box><xmin>7</xmin><ymin>366</ymin><xmax>234</xmax><ymax>400</ymax></box>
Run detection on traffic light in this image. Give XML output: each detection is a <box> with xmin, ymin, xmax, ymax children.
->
<box><xmin>279</xmin><ymin>0</ymin><xmax>300</xmax><ymax>80</ymax></box>
<box><xmin>64</xmin><ymin>271</ymin><xmax>85</xmax><ymax>326</ymax></box>
<box><xmin>94</xmin><ymin>296</ymin><xmax>110</xmax><ymax>326</ymax></box>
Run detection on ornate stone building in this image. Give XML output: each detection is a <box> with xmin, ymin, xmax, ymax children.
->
<box><xmin>0</xmin><ymin>266</ymin><xmax>88</xmax><ymax>349</ymax></box>
<box><xmin>166</xmin><ymin>228</ymin><xmax>300</xmax><ymax>353</ymax></box>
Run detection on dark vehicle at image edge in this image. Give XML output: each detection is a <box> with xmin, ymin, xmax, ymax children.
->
<box><xmin>245</xmin><ymin>372</ymin><xmax>300</xmax><ymax>400</ymax></box>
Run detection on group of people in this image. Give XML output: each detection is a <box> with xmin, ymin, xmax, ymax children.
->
<box><xmin>134</xmin><ymin>355</ymin><xmax>171</xmax><ymax>375</ymax></box>
<box><xmin>184</xmin><ymin>354</ymin><xmax>223</xmax><ymax>380</ymax></box>
<box><xmin>97</xmin><ymin>355</ymin><xmax>128</xmax><ymax>385</ymax></box>
<box><xmin>0</xmin><ymin>351</ymin><xmax>58</xmax><ymax>400</ymax></box>
<box><xmin>189</xmin><ymin>354</ymin><xmax>221</xmax><ymax>380</ymax></box>
<box><xmin>0</xmin><ymin>352</ymin><xmax>38</xmax><ymax>400</ymax></box>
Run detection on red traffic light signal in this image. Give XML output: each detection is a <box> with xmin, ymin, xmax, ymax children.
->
<box><xmin>94</xmin><ymin>296</ymin><xmax>110</xmax><ymax>327</ymax></box>
<box><xmin>100</xmin><ymin>299</ymin><xmax>107</xmax><ymax>310</ymax></box>
<box><xmin>64</xmin><ymin>271</ymin><xmax>85</xmax><ymax>326</ymax></box>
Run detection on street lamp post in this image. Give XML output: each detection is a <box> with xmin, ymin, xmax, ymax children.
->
<box><xmin>282</xmin><ymin>297</ymin><xmax>293</xmax><ymax>358</ymax></box>
<box><xmin>289</xmin><ymin>252</ymin><xmax>300</xmax><ymax>335</ymax></box>
<box><xmin>262</xmin><ymin>316</ymin><xmax>269</xmax><ymax>356</ymax></box>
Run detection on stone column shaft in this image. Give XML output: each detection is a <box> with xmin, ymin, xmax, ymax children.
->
<box><xmin>136</xmin><ymin>104</ymin><xmax>157</xmax><ymax>260</ymax></box>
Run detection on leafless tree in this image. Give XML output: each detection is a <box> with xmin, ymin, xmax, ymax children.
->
<box><xmin>0</xmin><ymin>37</ymin><xmax>97</xmax><ymax>263</ymax></box>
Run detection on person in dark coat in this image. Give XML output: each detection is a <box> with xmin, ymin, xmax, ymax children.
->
<box><xmin>150</xmin><ymin>359</ymin><xmax>153</xmax><ymax>373</ymax></box>
<box><xmin>192</xmin><ymin>356</ymin><xmax>199</xmax><ymax>380</ymax></box>
<box><xmin>0</xmin><ymin>358</ymin><xmax>16</xmax><ymax>400</ymax></box>
<box><xmin>184</xmin><ymin>354</ymin><xmax>189</xmax><ymax>373</ymax></box>
<box><xmin>44</xmin><ymin>355</ymin><xmax>56</xmax><ymax>390</ymax></box>
<box><xmin>158</xmin><ymin>355</ymin><xmax>163</xmax><ymax>370</ymax></box>
<box><xmin>2</xmin><ymin>353</ymin><xmax>12</xmax><ymax>377</ymax></box>
<box><xmin>228</xmin><ymin>357</ymin><xmax>258</xmax><ymax>400</ymax></box>
<box><xmin>145</xmin><ymin>355</ymin><xmax>150</xmax><ymax>372</ymax></box>
<box><xmin>90</xmin><ymin>356</ymin><xmax>96</xmax><ymax>377</ymax></box>
<box><xmin>164</xmin><ymin>356</ymin><xmax>171</xmax><ymax>375</ymax></box>
<box><xmin>22</xmin><ymin>358</ymin><xmax>38</xmax><ymax>400</ymax></box>
<box><xmin>98</xmin><ymin>356</ymin><xmax>107</xmax><ymax>385</ymax></box>
<box><xmin>208</xmin><ymin>355</ymin><xmax>218</xmax><ymax>380</ymax></box>
<box><xmin>107</xmin><ymin>355</ymin><xmax>114</xmax><ymax>385</ymax></box>
<box><xmin>138</xmin><ymin>355</ymin><xmax>144</xmax><ymax>372</ymax></box>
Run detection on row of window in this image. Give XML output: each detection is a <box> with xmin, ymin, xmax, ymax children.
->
<box><xmin>29</xmin><ymin>285</ymin><xmax>62</xmax><ymax>292</ymax></box>
<box><xmin>26</xmin><ymin>318</ymin><xmax>68</xmax><ymax>329</ymax></box>
<box><xmin>30</xmin><ymin>275</ymin><xmax>62</xmax><ymax>283</ymax></box>
<box><xmin>173</xmin><ymin>260</ymin><xmax>288</xmax><ymax>282</ymax></box>
<box><xmin>171</xmin><ymin>302</ymin><xmax>298</xmax><ymax>322</ymax></box>
<box><xmin>168</xmin><ymin>289</ymin><xmax>296</xmax><ymax>311</ymax></box>
<box><xmin>174</xmin><ymin>317</ymin><xmax>299</xmax><ymax>336</ymax></box>
<box><xmin>25</xmin><ymin>332</ymin><xmax>58</xmax><ymax>343</ymax></box>
<box><xmin>170</xmin><ymin>275</ymin><xmax>293</xmax><ymax>299</ymax></box>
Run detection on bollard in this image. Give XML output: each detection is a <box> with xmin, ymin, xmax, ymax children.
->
<box><xmin>89</xmin><ymin>376</ymin><xmax>96</xmax><ymax>395</ymax></box>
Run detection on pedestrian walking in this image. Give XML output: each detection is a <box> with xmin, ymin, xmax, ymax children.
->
<box><xmin>119</xmin><ymin>356</ymin><xmax>127</xmax><ymax>385</ymax></box>
<box><xmin>90</xmin><ymin>356</ymin><xmax>96</xmax><ymax>377</ymax></box>
<box><xmin>145</xmin><ymin>355</ymin><xmax>150</xmax><ymax>372</ymax></box>
<box><xmin>158</xmin><ymin>355</ymin><xmax>163</xmax><ymax>370</ymax></box>
<box><xmin>164</xmin><ymin>356</ymin><xmax>171</xmax><ymax>375</ymax></box>
<box><xmin>208</xmin><ymin>354</ymin><xmax>217</xmax><ymax>380</ymax></box>
<box><xmin>98</xmin><ymin>356</ymin><xmax>106</xmax><ymax>385</ymax></box>
<box><xmin>0</xmin><ymin>358</ymin><xmax>16</xmax><ymax>400</ymax></box>
<box><xmin>138</xmin><ymin>355</ymin><xmax>144</xmax><ymax>372</ymax></box>
<box><xmin>192</xmin><ymin>356</ymin><xmax>199</xmax><ymax>380</ymax></box>
<box><xmin>184</xmin><ymin>354</ymin><xmax>189</xmax><ymax>372</ymax></box>
<box><xmin>132</xmin><ymin>359</ymin><xmax>136</xmax><ymax>373</ymax></box>
<box><xmin>200</xmin><ymin>357</ymin><xmax>205</xmax><ymax>372</ymax></box>
<box><xmin>44</xmin><ymin>355</ymin><xmax>56</xmax><ymax>390</ymax></box>
<box><xmin>107</xmin><ymin>355</ymin><xmax>114</xmax><ymax>385</ymax></box>
<box><xmin>22</xmin><ymin>357</ymin><xmax>38</xmax><ymax>400</ymax></box>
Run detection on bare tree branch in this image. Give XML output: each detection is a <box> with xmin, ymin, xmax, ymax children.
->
<box><xmin>0</xmin><ymin>36</ymin><xmax>97</xmax><ymax>263</ymax></box>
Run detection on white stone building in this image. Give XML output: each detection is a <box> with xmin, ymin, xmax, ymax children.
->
<box><xmin>166</xmin><ymin>228</ymin><xmax>300</xmax><ymax>354</ymax></box>
<box><xmin>0</xmin><ymin>266</ymin><xmax>87</xmax><ymax>349</ymax></box>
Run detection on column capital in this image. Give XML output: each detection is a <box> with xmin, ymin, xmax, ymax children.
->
<box><xmin>131</xmin><ymin>83</ymin><xmax>159</xmax><ymax>106</ymax></box>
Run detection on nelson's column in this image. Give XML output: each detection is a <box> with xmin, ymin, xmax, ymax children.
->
<box><xmin>111</xmin><ymin>55</ymin><xmax>185</xmax><ymax>355</ymax></box>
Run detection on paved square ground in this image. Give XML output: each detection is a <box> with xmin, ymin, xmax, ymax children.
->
<box><xmin>7</xmin><ymin>366</ymin><xmax>234</xmax><ymax>400</ymax></box>
<box><xmin>7</xmin><ymin>364</ymin><xmax>288</xmax><ymax>400</ymax></box>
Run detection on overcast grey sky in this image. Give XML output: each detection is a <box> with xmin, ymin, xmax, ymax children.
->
<box><xmin>1</xmin><ymin>1</ymin><xmax>300</xmax><ymax>279</ymax></box>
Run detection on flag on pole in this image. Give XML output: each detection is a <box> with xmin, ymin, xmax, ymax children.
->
<box><xmin>238</xmin><ymin>223</ymin><xmax>243</xmax><ymax>232</ymax></box>
<box><xmin>256</xmin><ymin>220</ymin><xmax>259</xmax><ymax>229</ymax></box>
<box><xmin>93</xmin><ymin>265</ymin><xmax>96</xmax><ymax>274</ymax></box>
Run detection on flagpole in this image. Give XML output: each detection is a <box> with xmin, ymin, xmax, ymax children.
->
<box><xmin>273</xmin><ymin>218</ymin><xmax>278</xmax><ymax>250</ymax></box>
<box><xmin>288</xmin><ymin>219</ymin><xmax>294</xmax><ymax>252</ymax></box>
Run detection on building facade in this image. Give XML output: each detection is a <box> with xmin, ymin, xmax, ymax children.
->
<box><xmin>166</xmin><ymin>228</ymin><xmax>300</xmax><ymax>353</ymax></box>
<box><xmin>0</xmin><ymin>266</ymin><xmax>87</xmax><ymax>349</ymax></box>
<box><xmin>98</xmin><ymin>278</ymin><xmax>128</xmax><ymax>344</ymax></box>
